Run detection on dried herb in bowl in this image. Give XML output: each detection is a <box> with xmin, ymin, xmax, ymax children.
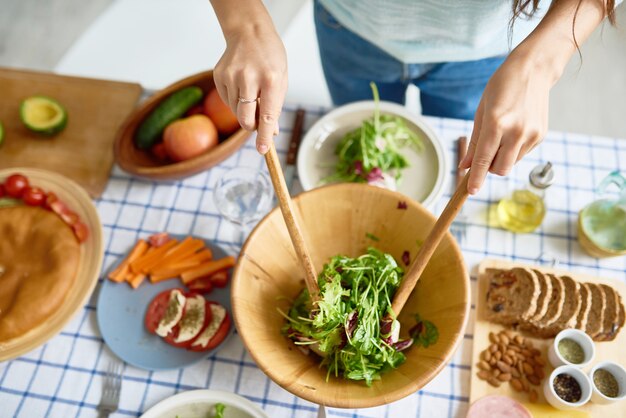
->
<box><xmin>280</xmin><ymin>248</ymin><xmax>438</xmax><ymax>386</ymax></box>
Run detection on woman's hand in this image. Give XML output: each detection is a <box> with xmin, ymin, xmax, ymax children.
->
<box><xmin>459</xmin><ymin>50</ymin><xmax>553</xmax><ymax>194</ymax></box>
<box><xmin>212</xmin><ymin>4</ymin><xmax>287</xmax><ymax>154</ymax></box>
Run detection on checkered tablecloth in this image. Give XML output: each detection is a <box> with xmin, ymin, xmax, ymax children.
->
<box><xmin>1</xmin><ymin>105</ymin><xmax>625</xmax><ymax>418</ymax></box>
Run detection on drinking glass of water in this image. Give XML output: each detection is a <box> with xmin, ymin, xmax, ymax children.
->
<box><xmin>213</xmin><ymin>166</ymin><xmax>273</xmax><ymax>241</ymax></box>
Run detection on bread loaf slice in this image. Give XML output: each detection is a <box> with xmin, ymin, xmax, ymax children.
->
<box><xmin>595</xmin><ymin>284</ymin><xmax>622</xmax><ymax>341</ymax></box>
<box><xmin>521</xmin><ymin>274</ymin><xmax>564</xmax><ymax>334</ymax></box>
<box><xmin>585</xmin><ymin>283</ymin><xmax>606</xmax><ymax>338</ymax></box>
<box><xmin>485</xmin><ymin>268</ymin><xmax>540</xmax><ymax>326</ymax></box>
<box><xmin>575</xmin><ymin>283</ymin><xmax>593</xmax><ymax>332</ymax></box>
<box><xmin>532</xmin><ymin>276</ymin><xmax>581</xmax><ymax>338</ymax></box>
<box><xmin>529</xmin><ymin>269</ymin><xmax>552</xmax><ymax>321</ymax></box>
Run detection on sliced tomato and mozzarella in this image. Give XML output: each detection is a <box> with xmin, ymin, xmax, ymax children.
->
<box><xmin>190</xmin><ymin>302</ymin><xmax>230</xmax><ymax>351</ymax></box>
<box><xmin>144</xmin><ymin>289</ymin><xmax>230</xmax><ymax>352</ymax></box>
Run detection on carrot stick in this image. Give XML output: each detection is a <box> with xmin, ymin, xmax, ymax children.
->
<box><xmin>129</xmin><ymin>272</ymin><xmax>147</xmax><ymax>289</ymax></box>
<box><xmin>108</xmin><ymin>239</ymin><xmax>149</xmax><ymax>282</ymax></box>
<box><xmin>149</xmin><ymin>272</ymin><xmax>180</xmax><ymax>283</ymax></box>
<box><xmin>180</xmin><ymin>256</ymin><xmax>236</xmax><ymax>284</ymax></box>
<box><xmin>130</xmin><ymin>239</ymin><xmax>178</xmax><ymax>273</ymax></box>
<box><xmin>175</xmin><ymin>248</ymin><xmax>213</xmax><ymax>265</ymax></box>
<box><xmin>152</xmin><ymin>238</ymin><xmax>206</xmax><ymax>271</ymax></box>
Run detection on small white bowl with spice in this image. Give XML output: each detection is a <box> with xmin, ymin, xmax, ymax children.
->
<box><xmin>548</xmin><ymin>328</ymin><xmax>595</xmax><ymax>368</ymax></box>
<box><xmin>544</xmin><ymin>365</ymin><xmax>592</xmax><ymax>410</ymax></box>
<box><xmin>589</xmin><ymin>361</ymin><xmax>626</xmax><ymax>405</ymax></box>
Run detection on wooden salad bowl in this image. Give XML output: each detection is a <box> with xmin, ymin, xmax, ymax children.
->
<box><xmin>231</xmin><ymin>183</ymin><xmax>470</xmax><ymax>408</ymax></box>
<box><xmin>113</xmin><ymin>70</ymin><xmax>251</xmax><ymax>180</ymax></box>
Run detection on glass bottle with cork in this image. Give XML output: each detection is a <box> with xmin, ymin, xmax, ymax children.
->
<box><xmin>497</xmin><ymin>162</ymin><xmax>554</xmax><ymax>233</ymax></box>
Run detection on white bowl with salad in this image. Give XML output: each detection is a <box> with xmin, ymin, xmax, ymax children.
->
<box><xmin>297</xmin><ymin>89</ymin><xmax>447</xmax><ymax>208</ymax></box>
<box><xmin>140</xmin><ymin>390</ymin><xmax>269</xmax><ymax>418</ymax></box>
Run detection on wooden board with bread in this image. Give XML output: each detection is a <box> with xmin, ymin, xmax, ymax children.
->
<box><xmin>470</xmin><ymin>259</ymin><xmax>626</xmax><ymax>418</ymax></box>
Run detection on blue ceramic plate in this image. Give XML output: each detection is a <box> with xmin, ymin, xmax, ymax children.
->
<box><xmin>97</xmin><ymin>237</ymin><xmax>234</xmax><ymax>370</ymax></box>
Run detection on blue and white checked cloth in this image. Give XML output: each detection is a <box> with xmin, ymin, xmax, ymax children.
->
<box><xmin>1</xmin><ymin>105</ymin><xmax>625</xmax><ymax>418</ymax></box>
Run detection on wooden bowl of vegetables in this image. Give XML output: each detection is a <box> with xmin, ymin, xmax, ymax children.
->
<box><xmin>231</xmin><ymin>183</ymin><xmax>470</xmax><ymax>408</ymax></box>
<box><xmin>114</xmin><ymin>70</ymin><xmax>251</xmax><ymax>180</ymax></box>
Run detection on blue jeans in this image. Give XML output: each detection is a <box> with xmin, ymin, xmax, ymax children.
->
<box><xmin>313</xmin><ymin>0</ymin><xmax>507</xmax><ymax>120</ymax></box>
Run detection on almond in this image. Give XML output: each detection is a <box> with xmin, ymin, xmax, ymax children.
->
<box><xmin>511</xmin><ymin>368</ymin><xmax>521</xmax><ymax>378</ymax></box>
<box><xmin>478</xmin><ymin>361</ymin><xmax>491</xmax><ymax>371</ymax></box>
<box><xmin>534</xmin><ymin>365</ymin><xmax>545</xmax><ymax>380</ymax></box>
<box><xmin>497</xmin><ymin>361</ymin><xmax>511</xmax><ymax>374</ymax></box>
<box><xmin>489</xmin><ymin>357</ymin><xmax>497</xmax><ymax>366</ymax></box>
<box><xmin>503</xmin><ymin>355</ymin><xmax>513</xmax><ymax>366</ymax></box>
<box><xmin>529</xmin><ymin>389</ymin><xmax>538</xmax><ymax>403</ymax></box>
<box><xmin>477</xmin><ymin>370</ymin><xmax>490</xmax><ymax>381</ymax></box>
<box><xmin>487</xmin><ymin>377</ymin><xmax>501</xmax><ymax>388</ymax></box>
<box><xmin>514</xmin><ymin>335</ymin><xmax>524</xmax><ymax>345</ymax></box>
<box><xmin>527</xmin><ymin>374</ymin><xmax>541</xmax><ymax>386</ymax></box>
<box><xmin>500</xmin><ymin>335</ymin><xmax>510</xmax><ymax>345</ymax></box>
<box><xmin>523</xmin><ymin>362</ymin><xmax>534</xmax><ymax>376</ymax></box>
<box><xmin>489</xmin><ymin>332</ymin><xmax>498</xmax><ymax>344</ymax></box>
<box><xmin>510</xmin><ymin>378</ymin><xmax>524</xmax><ymax>392</ymax></box>
<box><xmin>534</xmin><ymin>356</ymin><xmax>545</xmax><ymax>366</ymax></box>
<box><xmin>489</xmin><ymin>343</ymin><xmax>498</xmax><ymax>353</ymax></box>
<box><xmin>494</xmin><ymin>351</ymin><xmax>502</xmax><ymax>361</ymax></box>
<box><xmin>498</xmin><ymin>373</ymin><xmax>512</xmax><ymax>382</ymax></box>
<box><xmin>493</xmin><ymin>368</ymin><xmax>501</xmax><ymax>378</ymax></box>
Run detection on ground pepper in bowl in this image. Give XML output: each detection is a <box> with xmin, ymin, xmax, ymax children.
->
<box><xmin>593</xmin><ymin>369</ymin><xmax>620</xmax><ymax>398</ymax></box>
<box><xmin>553</xmin><ymin>373</ymin><xmax>582</xmax><ymax>403</ymax></box>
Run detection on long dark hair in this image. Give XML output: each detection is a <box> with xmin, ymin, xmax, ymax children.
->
<box><xmin>511</xmin><ymin>0</ymin><xmax>617</xmax><ymax>52</ymax></box>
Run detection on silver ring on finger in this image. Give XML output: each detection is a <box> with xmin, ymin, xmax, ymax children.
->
<box><xmin>238</xmin><ymin>96</ymin><xmax>258</xmax><ymax>104</ymax></box>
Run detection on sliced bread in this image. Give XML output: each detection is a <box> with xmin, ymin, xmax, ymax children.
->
<box><xmin>595</xmin><ymin>284</ymin><xmax>622</xmax><ymax>341</ymax></box>
<box><xmin>575</xmin><ymin>283</ymin><xmax>593</xmax><ymax>332</ymax></box>
<box><xmin>521</xmin><ymin>274</ymin><xmax>564</xmax><ymax>334</ymax></box>
<box><xmin>584</xmin><ymin>283</ymin><xmax>606</xmax><ymax>338</ymax></box>
<box><xmin>485</xmin><ymin>268</ymin><xmax>540</xmax><ymax>326</ymax></box>
<box><xmin>532</xmin><ymin>276</ymin><xmax>581</xmax><ymax>338</ymax></box>
<box><xmin>529</xmin><ymin>269</ymin><xmax>552</xmax><ymax>322</ymax></box>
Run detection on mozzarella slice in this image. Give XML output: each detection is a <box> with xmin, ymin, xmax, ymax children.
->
<box><xmin>174</xmin><ymin>295</ymin><xmax>206</xmax><ymax>343</ymax></box>
<box><xmin>155</xmin><ymin>290</ymin><xmax>186</xmax><ymax>337</ymax></box>
<box><xmin>192</xmin><ymin>303</ymin><xmax>226</xmax><ymax>348</ymax></box>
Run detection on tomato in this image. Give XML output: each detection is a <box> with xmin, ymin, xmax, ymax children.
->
<box><xmin>209</xmin><ymin>270</ymin><xmax>229</xmax><ymax>288</ymax></box>
<box><xmin>150</xmin><ymin>142</ymin><xmax>169</xmax><ymax>162</ymax></box>
<box><xmin>72</xmin><ymin>221</ymin><xmax>89</xmax><ymax>243</ymax></box>
<box><xmin>185</xmin><ymin>104</ymin><xmax>205</xmax><ymax>117</ymax></box>
<box><xmin>5</xmin><ymin>174</ymin><xmax>29</xmax><ymax>198</ymax></box>
<box><xmin>145</xmin><ymin>288</ymin><xmax>184</xmax><ymax>334</ymax></box>
<box><xmin>163</xmin><ymin>115</ymin><xmax>218</xmax><ymax>162</ymax></box>
<box><xmin>189</xmin><ymin>302</ymin><xmax>231</xmax><ymax>352</ymax></box>
<box><xmin>186</xmin><ymin>276</ymin><xmax>214</xmax><ymax>294</ymax></box>
<box><xmin>164</xmin><ymin>294</ymin><xmax>212</xmax><ymax>349</ymax></box>
<box><xmin>22</xmin><ymin>186</ymin><xmax>47</xmax><ymax>206</ymax></box>
<box><xmin>148</xmin><ymin>232</ymin><xmax>171</xmax><ymax>248</ymax></box>
<box><xmin>0</xmin><ymin>184</ymin><xmax>6</xmax><ymax>198</ymax></box>
<box><xmin>203</xmin><ymin>89</ymin><xmax>240</xmax><ymax>136</ymax></box>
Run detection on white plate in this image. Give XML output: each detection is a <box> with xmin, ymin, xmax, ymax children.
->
<box><xmin>140</xmin><ymin>389</ymin><xmax>269</xmax><ymax>418</ymax></box>
<box><xmin>297</xmin><ymin>101</ymin><xmax>447</xmax><ymax>208</ymax></box>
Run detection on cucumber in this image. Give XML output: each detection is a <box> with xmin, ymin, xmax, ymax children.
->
<box><xmin>0</xmin><ymin>198</ymin><xmax>21</xmax><ymax>208</ymax></box>
<box><xmin>135</xmin><ymin>86</ymin><xmax>203</xmax><ymax>149</ymax></box>
<box><xmin>20</xmin><ymin>96</ymin><xmax>68</xmax><ymax>136</ymax></box>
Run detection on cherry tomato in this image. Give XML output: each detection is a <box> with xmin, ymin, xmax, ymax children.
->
<box><xmin>72</xmin><ymin>221</ymin><xmax>90</xmax><ymax>243</ymax></box>
<box><xmin>150</xmin><ymin>142</ymin><xmax>169</xmax><ymax>162</ymax></box>
<box><xmin>189</xmin><ymin>302</ymin><xmax>231</xmax><ymax>352</ymax></box>
<box><xmin>0</xmin><ymin>184</ymin><xmax>5</xmax><ymax>198</ymax></box>
<box><xmin>22</xmin><ymin>186</ymin><xmax>47</xmax><ymax>206</ymax></box>
<box><xmin>148</xmin><ymin>232</ymin><xmax>171</xmax><ymax>248</ymax></box>
<box><xmin>5</xmin><ymin>174</ymin><xmax>29</xmax><ymax>198</ymax></box>
<box><xmin>209</xmin><ymin>270</ymin><xmax>229</xmax><ymax>288</ymax></box>
<box><xmin>186</xmin><ymin>276</ymin><xmax>214</xmax><ymax>294</ymax></box>
<box><xmin>164</xmin><ymin>295</ymin><xmax>212</xmax><ymax>349</ymax></box>
<box><xmin>44</xmin><ymin>192</ymin><xmax>58</xmax><ymax>210</ymax></box>
<box><xmin>184</xmin><ymin>104</ymin><xmax>205</xmax><ymax>117</ymax></box>
<box><xmin>145</xmin><ymin>288</ymin><xmax>185</xmax><ymax>334</ymax></box>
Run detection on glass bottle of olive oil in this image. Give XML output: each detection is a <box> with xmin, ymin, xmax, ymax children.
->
<box><xmin>497</xmin><ymin>162</ymin><xmax>554</xmax><ymax>233</ymax></box>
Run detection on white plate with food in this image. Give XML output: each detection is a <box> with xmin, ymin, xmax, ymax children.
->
<box><xmin>140</xmin><ymin>389</ymin><xmax>269</xmax><ymax>418</ymax></box>
<box><xmin>297</xmin><ymin>100</ymin><xmax>447</xmax><ymax>208</ymax></box>
<box><xmin>0</xmin><ymin>168</ymin><xmax>103</xmax><ymax>360</ymax></box>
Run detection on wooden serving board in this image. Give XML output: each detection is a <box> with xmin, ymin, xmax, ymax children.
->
<box><xmin>0</xmin><ymin>67</ymin><xmax>142</xmax><ymax>197</ymax></box>
<box><xmin>470</xmin><ymin>259</ymin><xmax>626</xmax><ymax>418</ymax></box>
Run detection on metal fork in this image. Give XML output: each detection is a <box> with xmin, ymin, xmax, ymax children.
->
<box><xmin>97</xmin><ymin>361</ymin><xmax>124</xmax><ymax>418</ymax></box>
<box><xmin>450</xmin><ymin>136</ymin><xmax>469</xmax><ymax>244</ymax></box>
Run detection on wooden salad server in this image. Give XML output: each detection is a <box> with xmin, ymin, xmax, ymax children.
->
<box><xmin>390</xmin><ymin>171</ymin><xmax>471</xmax><ymax>315</ymax></box>
<box><xmin>264</xmin><ymin>142</ymin><xmax>320</xmax><ymax>300</ymax></box>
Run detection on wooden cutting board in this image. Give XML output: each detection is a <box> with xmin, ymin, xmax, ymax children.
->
<box><xmin>470</xmin><ymin>259</ymin><xmax>626</xmax><ymax>418</ymax></box>
<box><xmin>0</xmin><ymin>67</ymin><xmax>142</xmax><ymax>197</ymax></box>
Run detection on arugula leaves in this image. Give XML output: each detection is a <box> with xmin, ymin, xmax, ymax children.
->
<box><xmin>410</xmin><ymin>314</ymin><xmax>439</xmax><ymax>348</ymax></box>
<box><xmin>323</xmin><ymin>83</ymin><xmax>423</xmax><ymax>187</ymax></box>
